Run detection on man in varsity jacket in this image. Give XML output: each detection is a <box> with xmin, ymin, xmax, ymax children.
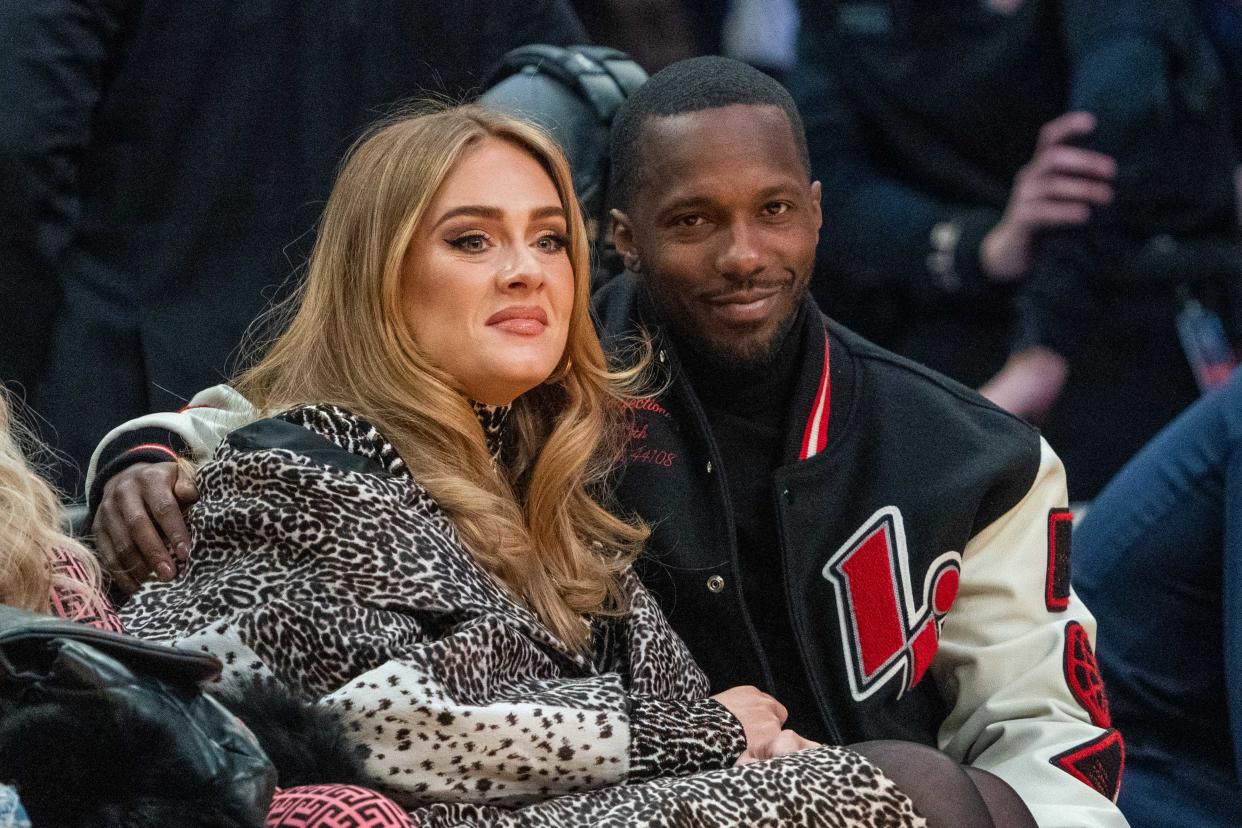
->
<box><xmin>86</xmin><ymin>59</ymin><xmax>1125</xmax><ymax>826</ymax></box>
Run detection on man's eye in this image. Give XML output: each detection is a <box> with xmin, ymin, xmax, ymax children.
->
<box><xmin>536</xmin><ymin>234</ymin><xmax>568</xmax><ymax>253</ymax></box>
<box><xmin>448</xmin><ymin>233</ymin><xmax>490</xmax><ymax>252</ymax></box>
<box><xmin>676</xmin><ymin>215</ymin><xmax>706</xmax><ymax>228</ymax></box>
<box><xmin>762</xmin><ymin>202</ymin><xmax>791</xmax><ymax>216</ymax></box>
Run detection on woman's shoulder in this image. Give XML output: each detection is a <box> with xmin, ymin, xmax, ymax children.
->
<box><xmin>223</xmin><ymin>403</ymin><xmax>407</xmax><ymax>479</ymax></box>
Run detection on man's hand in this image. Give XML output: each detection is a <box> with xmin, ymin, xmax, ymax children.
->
<box><xmin>979</xmin><ymin>346</ymin><xmax>1069</xmax><ymax>424</ymax></box>
<box><xmin>711</xmin><ymin>685</ymin><xmax>787</xmax><ymax>760</ymax></box>
<box><xmin>92</xmin><ymin>461</ymin><xmax>198</xmax><ymax>597</ymax></box>
<box><xmin>736</xmin><ymin>729</ymin><xmax>822</xmax><ymax>765</ymax></box>
<box><xmin>980</xmin><ymin>112</ymin><xmax>1116</xmax><ymax>282</ymax></box>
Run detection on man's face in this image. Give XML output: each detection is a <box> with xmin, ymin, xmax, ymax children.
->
<box><xmin>613</xmin><ymin>104</ymin><xmax>821</xmax><ymax>364</ymax></box>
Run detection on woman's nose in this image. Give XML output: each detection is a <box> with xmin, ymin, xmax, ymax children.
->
<box><xmin>498</xmin><ymin>244</ymin><xmax>546</xmax><ymax>290</ymax></box>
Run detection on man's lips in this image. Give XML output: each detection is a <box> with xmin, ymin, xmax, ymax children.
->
<box><xmin>486</xmin><ymin>305</ymin><xmax>549</xmax><ymax>335</ymax></box>
<box><xmin>703</xmin><ymin>284</ymin><xmax>784</xmax><ymax>323</ymax></box>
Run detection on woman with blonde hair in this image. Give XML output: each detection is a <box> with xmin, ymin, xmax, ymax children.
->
<box><xmin>0</xmin><ymin>394</ymin><xmax>117</xmax><ymax>629</ymax></box>
<box><xmin>113</xmin><ymin>104</ymin><xmax>928</xmax><ymax>826</ymax></box>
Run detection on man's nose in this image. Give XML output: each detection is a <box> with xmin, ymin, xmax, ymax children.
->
<box><xmin>715</xmin><ymin>222</ymin><xmax>765</xmax><ymax>281</ymax></box>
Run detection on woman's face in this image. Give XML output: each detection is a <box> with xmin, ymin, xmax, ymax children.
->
<box><xmin>403</xmin><ymin>137</ymin><xmax>575</xmax><ymax>406</ymax></box>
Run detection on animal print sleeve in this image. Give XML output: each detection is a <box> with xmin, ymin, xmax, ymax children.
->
<box><xmin>611</xmin><ymin>571</ymin><xmax>748</xmax><ymax>781</ymax></box>
<box><xmin>120</xmin><ymin>413</ymin><xmax>740</xmax><ymax>809</ymax></box>
<box><xmin>626</xmin><ymin>696</ymin><xmax>746</xmax><ymax>782</ymax></box>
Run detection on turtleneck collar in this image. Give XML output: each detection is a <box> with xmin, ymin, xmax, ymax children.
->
<box><xmin>470</xmin><ymin>401</ymin><xmax>512</xmax><ymax>463</ymax></box>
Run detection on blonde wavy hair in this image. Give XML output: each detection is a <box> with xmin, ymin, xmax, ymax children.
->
<box><xmin>0</xmin><ymin>394</ymin><xmax>104</xmax><ymax>616</ymax></box>
<box><xmin>235</xmin><ymin>104</ymin><xmax>648</xmax><ymax>651</ymax></box>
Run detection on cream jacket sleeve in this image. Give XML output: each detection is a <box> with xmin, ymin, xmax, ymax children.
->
<box><xmin>933</xmin><ymin>437</ymin><xmax>1128</xmax><ymax>828</ymax></box>
<box><xmin>85</xmin><ymin>384</ymin><xmax>257</xmax><ymax>493</ymax></box>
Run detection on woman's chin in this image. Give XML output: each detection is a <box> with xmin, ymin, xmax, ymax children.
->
<box><xmin>461</xmin><ymin>362</ymin><xmax>560</xmax><ymax>406</ymax></box>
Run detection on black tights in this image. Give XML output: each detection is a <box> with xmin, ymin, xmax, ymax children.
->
<box><xmin>851</xmin><ymin>740</ymin><xmax>1038</xmax><ymax>828</ymax></box>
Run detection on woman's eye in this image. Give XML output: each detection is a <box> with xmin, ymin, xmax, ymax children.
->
<box><xmin>762</xmin><ymin>201</ymin><xmax>791</xmax><ymax>216</ymax></box>
<box><xmin>536</xmin><ymin>234</ymin><xmax>568</xmax><ymax>253</ymax></box>
<box><xmin>448</xmin><ymin>233</ymin><xmax>490</xmax><ymax>252</ymax></box>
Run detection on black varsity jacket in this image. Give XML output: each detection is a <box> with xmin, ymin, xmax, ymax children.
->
<box><xmin>592</xmin><ymin>274</ymin><xmax>1125</xmax><ymax>827</ymax></box>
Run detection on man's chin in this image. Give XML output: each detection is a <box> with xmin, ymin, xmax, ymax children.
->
<box><xmin>701</xmin><ymin>332</ymin><xmax>782</xmax><ymax>370</ymax></box>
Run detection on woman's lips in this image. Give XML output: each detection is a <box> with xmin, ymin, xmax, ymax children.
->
<box><xmin>486</xmin><ymin>305</ymin><xmax>549</xmax><ymax>336</ymax></box>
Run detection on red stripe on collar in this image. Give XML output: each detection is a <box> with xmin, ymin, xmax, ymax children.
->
<box><xmin>799</xmin><ymin>335</ymin><xmax>831</xmax><ymax>460</ymax></box>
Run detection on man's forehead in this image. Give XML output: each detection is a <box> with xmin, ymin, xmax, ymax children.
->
<box><xmin>634</xmin><ymin>104</ymin><xmax>807</xmax><ymax>208</ymax></box>
<box><xmin>640</xmin><ymin>103</ymin><xmax>795</xmax><ymax>153</ymax></box>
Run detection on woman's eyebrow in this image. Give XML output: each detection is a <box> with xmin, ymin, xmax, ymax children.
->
<box><xmin>530</xmin><ymin>205</ymin><xmax>566</xmax><ymax>221</ymax></box>
<box><xmin>432</xmin><ymin>204</ymin><xmax>565</xmax><ymax>229</ymax></box>
<box><xmin>432</xmin><ymin>205</ymin><xmax>503</xmax><ymax>228</ymax></box>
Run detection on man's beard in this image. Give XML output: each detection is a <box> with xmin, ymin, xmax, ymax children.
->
<box><xmin>655</xmin><ymin>280</ymin><xmax>809</xmax><ymax>377</ymax></box>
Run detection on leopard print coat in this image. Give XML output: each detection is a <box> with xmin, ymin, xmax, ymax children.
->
<box><xmin>121</xmin><ymin>405</ymin><xmax>924</xmax><ymax>827</ymax></box>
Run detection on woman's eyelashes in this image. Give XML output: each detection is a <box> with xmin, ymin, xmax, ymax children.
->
<box><xmin>445</xmin><ymin>230</ymin><xmax>568</xmax><ymax>255</ymax></box>
<box><xmin>447</xmin><ymin>231</ymin><xmax>491</xmax><ymax>253</ymax></box>
<box><xmin>534</xmin><ymin>232</ymin><xmax>568</xmax><ymax>253</ymax></box>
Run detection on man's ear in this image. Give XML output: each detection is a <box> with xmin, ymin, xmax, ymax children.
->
<box><xmin>810</xmin><ymin>181</ymin><xmax>823</xmax><ymax>233</ymax></box>
<box><xmin>610</xmin><ymin>208</ymin><xmax>642</xmax><ymax>273</ymax></box>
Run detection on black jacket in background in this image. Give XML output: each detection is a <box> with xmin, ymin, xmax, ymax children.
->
<box><xmin>0</xmin><ymin>0</ymin><xmax>585</xmax><ymax>493</ymax></box>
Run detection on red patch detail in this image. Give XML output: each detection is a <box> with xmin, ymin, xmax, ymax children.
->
<box><xmin>932</xmin><ymin>567</ymin><xmax>959</xmax><ymax>615</ymax></box>
<box><xmin>124</xmin><ymin>443</ymin><xmax>179</xmax><ymax>460</ymax></box>
<box><xmin>1051</xmin><ymin>729</ymin><xmax>1125</xmax><ymax>802</ymax></box>
<box><xmin>908</xmin><ymin>620</ymin><xmax>939</xmax><ymax>687</ymax></box>
<box><xmin>1046</xmin><ymin>508</ymin><xmax>1073</xmax><ymax>611</ymax></box>
<box><xmin>839</xmin><ymin>525</ymin><xmax>907</xmax><ymax>677</ymax></box>
<box><xmin>1064</xmin><ymin>621</ymin><xmax>1111</xmax><ymax>727</ymax></box>
<box><xmin>823</xmin><ymin>507</ymin><xmax>961</xmax><ymax>700</ymax></box>
<box><xmin>176</xmin><ymin>404</ymin><xmax>218</xmax><ymax>413</ymax></box>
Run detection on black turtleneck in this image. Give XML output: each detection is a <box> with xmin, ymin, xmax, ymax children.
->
<box><xmin>672</xmin><ymin>305</ymin><xmax>826</xmax><ymax>742</ymax></box>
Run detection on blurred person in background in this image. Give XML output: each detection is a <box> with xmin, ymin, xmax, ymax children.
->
<box><xmin>722</xmin><ymin>0</ymin><xmax>801</xmax><ymax>82</ymax></box>
<box><xmin>570</xmin><ymin>0</ymin><xmax>726</xmax><ymax>73</ymax></box>
<box><xmin>0</xmin><ymin>0</ymin><xmax>586</xmax><ymax>497</ymax></box>
<box><xmin>791</xmin><ymin>0</ymin><xmax>1241</xmax><ymax>499</ymax></box>
<box><xmin>1074</xmin><ymin>367</ymin><xmax>1242</xmax><ymax>827</ymax></box>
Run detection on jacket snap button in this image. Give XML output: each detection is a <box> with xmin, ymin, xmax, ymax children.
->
<box><xmin>705</xmin><ymin>460</ymin><xmax>713</xmax><ymax>474</ymax></box>
<box><xmin>707</xmin><ymin>575</ymin><xmax>725</xmax><ymax>593</ymax></box>
<box><xmin>658</xmin><ymin>350</ymin><xmax>667</xmax><ymax>364</ymax></box>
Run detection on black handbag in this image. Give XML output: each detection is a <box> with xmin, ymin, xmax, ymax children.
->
<box><xmin>0</xmin><ymin>604</ymin><xmax>275</xmax><ymax>827</ymax></box>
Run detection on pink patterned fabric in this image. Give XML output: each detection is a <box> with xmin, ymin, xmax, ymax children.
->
<box><xmin>47</xmin><ymin>549</ymin><xmax>123</xmax><ymax>632</ymax></box>
<box><xmin>266</xmin><ymin>785</ymin><xmax>414</xmax><ymax>828</ymax></box>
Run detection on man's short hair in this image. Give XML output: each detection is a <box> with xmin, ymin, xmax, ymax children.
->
<box><xmin>608</xmin><ymin>56</ymin><xmax>810</xmax><ymax>211</ymax></box>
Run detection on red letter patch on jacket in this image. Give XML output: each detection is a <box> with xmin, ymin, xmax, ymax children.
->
<box><xmin>1064</xmin><ymin>621</ymin><xmax>1111</xmax><ymax>727</ymax></box>
<box><xmin>822</xmin><ymin>507</ymin><xmax>961</xmax><ymax>702</ymax></box>
<box><xmin>1051</xmin><ymin>729</ymin><xmax>1125</xmax><ymax>802</ymax></box>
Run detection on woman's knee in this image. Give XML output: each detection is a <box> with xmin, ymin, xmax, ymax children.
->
<box><xmin>850</xmin><ymin>740</ymin><xmax>994</xmax><ymax>828</ymax></box>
